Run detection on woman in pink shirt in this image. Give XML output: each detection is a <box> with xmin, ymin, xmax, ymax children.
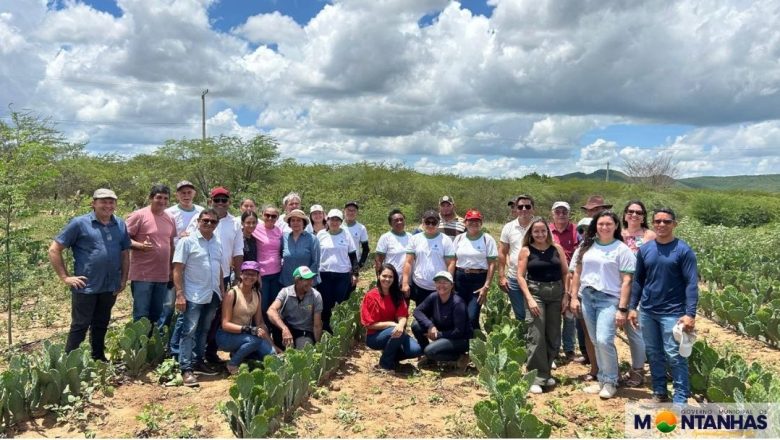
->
<box><xmin>253</xmin><ymin>205</ymin><xmax>284</xmax><ymax>321</ymax></box>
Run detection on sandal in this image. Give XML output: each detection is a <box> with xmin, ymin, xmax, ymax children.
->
<box><xmin>578</xmin><ymin>373</ymin><xmax>597</xmax><ymax>382</ymax></box>
<box><xmin>622</xmin><ymin>368</ymin><xmax>644</xmax><ymax>387</ymax></box>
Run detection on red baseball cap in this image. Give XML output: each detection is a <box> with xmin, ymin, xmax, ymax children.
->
<box><xmin>464</xmin><ymin>209</ymin><xmax>483</xmax><ymax>221</ymax></box>
<box><xmin>210</xmin><ymin>187</ymin><xmax>230</xmax><ymax>198</ymax></box>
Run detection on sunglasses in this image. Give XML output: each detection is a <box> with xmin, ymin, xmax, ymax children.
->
<box><xmin>424</xmin><ymin>219</ymin><xmax>439</xmax><ymax>226</ymax></box>
<box><xmin>212</xmin><ymin>197</ymin><xmax>229</xmax><ymax>203</ymax></box>
<box><xmin>517</xmin><ymin>204</ymin><xmax>533</xmax><ymax>210</ymax></box>
<box><xmin>626</xmin><ymin>209</ymin><xmax>645</xmax><ymax>216</ymax></box>
<box><xmin>653</xmin><ymin>219</ymin><xmax>674</xmax><ymax>225</ymax></box>
<box><xmin>200</xmin><ymin>219</ymin><xmax>218</xmax><ymax>225</ymax></box>
<box><xmin>264</xmin><ymin>213</ymin><xmax>278</xmax><ymax>219</ymax></box>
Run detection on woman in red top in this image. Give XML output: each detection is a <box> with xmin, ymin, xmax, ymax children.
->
<box><xmin>361</xmin><ymin>264</ymin><xmax>423</xmax><ymax>371</ymax></box>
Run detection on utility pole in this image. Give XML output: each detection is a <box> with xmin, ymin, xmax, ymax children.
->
<box><xmin>201</xmin><ymin>89</ymin><xmax>208</xmax><ymax>140</ymax></box>
<box><xmin>606</xmin><ymin>161</ymin><xmax>610</xmax><ymax>182</ymax></box>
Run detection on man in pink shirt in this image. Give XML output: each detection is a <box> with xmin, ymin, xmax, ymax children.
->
<box><xmin>126</xmin><ymin>184</ymin><xmax>177</xmax><ymax>329</ymax></box>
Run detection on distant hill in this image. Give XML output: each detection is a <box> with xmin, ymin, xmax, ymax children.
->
<box><xmin>556</xmin><ymin>169</ymin><xmax>630</xmax><ymax>183</ymax></box>
<box><xmin>677</xmin><ymin>174</ymin><xmax>780</xmax><ymax>193</ymax></box>
<box><xmin>556</xmin><ymin>170</ymin><xmax>780</xmax><ymax>193</ymax></box>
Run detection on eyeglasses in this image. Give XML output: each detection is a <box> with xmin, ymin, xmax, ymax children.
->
<box><xmin>653</xmin><ymin>219</ymin><xmax>674</xmax><ymax>225</ymax></box>
<box><xmin>626</xmin><ymin>209</ymin><xmax>644</xmax><ymax>216</ymax></box>
<box><xmin>553</xmin><ymin>209</ymin><xmax>569</xmax><ymax>214</ymax></box>
<box><xmin>264</xmin><ymin>213</ymin><xmax>278</xmax><ymax>219</ymax></box>
<box><xmin>517</xmin><ymin>204</ymin><xmax>533</xmax><ymax>210</ymax></box>
<box><xmin>212</xmin><ymin>197</ymin><xmax>229</xmax><ymax>203</ymax></box>
<box><xmin>424</xmin><ymin>220</ymin><xmax>439</xmax><ymax>226</ymax></box>
<box><xmin>200</xmin><ymin>219</ymin><xmax>218</xmax><ymax>225</ymax></box>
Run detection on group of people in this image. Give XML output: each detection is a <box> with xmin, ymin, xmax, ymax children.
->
<box><xmin>50</xmin><ymin>185</ymin><xmax>698</xmax><ymax>404</ymax></box>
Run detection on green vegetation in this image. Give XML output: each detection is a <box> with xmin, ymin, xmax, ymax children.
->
<box><xmin>470</xmin><ymin>287</ymin><xmax>551</xmax><ymax>438</ymax></box>
<box><xmin>677</xmin><ymin>220</ymin><xmax>780</xmax><ymax>345</ymax></box>
<box><xmin>221</xmin><ymin>290</ymin><xmax>362</xmax><ymax>438</ymax></box>
<box><xmin>689</xmin><ymin>340</ymin><xmax>780</xmax><ymax>403</ymax></box>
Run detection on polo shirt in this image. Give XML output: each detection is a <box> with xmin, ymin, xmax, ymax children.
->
<box><xmin>406</xmin><ymin>232</ymin><xmax>455</xmax><ymax>290</ymax></box>
<box><xmin>550</xmin><ymin>222</ymin><xmax>580</xmax><ymax>264</ymax></box>
<box><xmin>499</xmin><ymin>219</ymin><xmax>530</xmax><ymax>279</ymax></box>
<box><xmin>275</xmin><ymin>285</ymin><xmax>323</xmax><ymax>332</ymax></box>
<box><xmin>55</xmin><ymin>212</ymin><xmax>131</xmax><ymax>294</ymax></box>
<box><xmin>253</xmin><ymin>224</ymin><xmax>283</xmax><ymax>275</ymax></box>
<box><xmin>375</xmin><ymin>230</ymin><xmax>411</xmax><ymax>279</ymax></box>
<box><xmin>345</xmin><ymin>221</ymin><xmax>369</xmax><ymax>261</ymax></box>
<box><xmin>439</xmin><ymin>216</ymin><xmax>465</xmax><ymax>237</ymax></box>
<box><xmin>580</xmin><ymin>239</ymin><xmax>636</xmax><ymax>298</ymax></box>
<box><xmin>453</xmin><ymin>232</ymin><xmax>498</xmax><ymax>270</ymax></box>
<box><xmin>126</xmin><ymin>206</ymin><xmax>177</xmax><ymax>282</ymax></box>
<box><xmin>318</xmin><ymin>228</ymin><xmax>356</xmax><ymax>273</ymax></box>
<box><xmin>172</xmin><ymin>230</ymin><xmax>223</xmax><ymax>304</ymax></box>
<box><xmin>360</xmin><ymin>287</ymin><xmax>409</xmax><ymax>335</ymax></box>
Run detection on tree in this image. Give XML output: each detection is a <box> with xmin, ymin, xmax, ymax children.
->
<box><xmin>0</xmin><ymin>110</ymin><xmax>62</xmax><ymax>345</ymax></box>
<box><xmin>621</xmin><ymin>154</ymin><xmax>679</xmax><ymax>188</ymax></box>
<box><xmin>152</xmin><ymin>134</ymin><xmax>279</xmax><ymax>202</ymax></box>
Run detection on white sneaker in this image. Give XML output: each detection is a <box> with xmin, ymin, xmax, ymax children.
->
<box><xmin>599</xmin><ymin>383</ymin><xmax>617</xmax><ymax>399</ymax></box>
<box><xmin>551</xmin><ymin>361</ymin><xmax>557</xmax><ymax>370</ymax></box>
<box><xmin>529</xmin><ymin>384</ymin><xmax>543</xmax><ymax>394</ymax></box>
<box><xmin>584</xmin><ymin>383</ymin><xmax>602</xmax><ymax>394</ymax></box>
<box><xmin>546</xmin><ymin>377</ymin><xmax>556</xmax><ymax>387</ymax></box>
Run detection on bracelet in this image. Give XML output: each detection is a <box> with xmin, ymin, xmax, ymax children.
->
<box><xmin>618</xmin><ymin>307</ymin><xmax>628</xmax><ymax>313</ymax></box>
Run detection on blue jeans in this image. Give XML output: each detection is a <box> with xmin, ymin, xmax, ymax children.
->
<box><xmin>641</xmin><ymin>311</ymin><xmax>689</xmax><ymax>404</ymax></box>
<box><xmin>580</xmin><ymin>287</ymin><xmax>619</xmax><ymax>385</ymax></box>
<box><xmin>131</xmin><ymin>281</ymin><xmax>168</xmax><ymax>327</ymax></box>
<box><xmin>365</xmin><ymin>327</ymin><xmax>422</xmax><ymax>370</ymax></box>
<box><xmin>215</xmin><ymin>328</ymin><xmax>275</xmax><ymax>367</ymax></box>
<box><xmin>260</xmin><ymin>272</ymin><xmax>281</xmax><ymax>320</ymax></box>
<box><xmin>561</xmin><ymin>315</ymin><xmax>576</xmax><ymax>353</ymax></box>
<box><xmin>624</xmin><ymin>308</ymin><xmax>646</xmax><ymax>369</ymax></box>
<box><xmin>159</xmin><ymin>286</ymin><xmax>175</xmax><ymax>330</ymax></box>
<box><xmin>169</xmin><ymin>312</ymin><xmax>183</xmax><ymax>358</ymax></box>
<box><xmin>506</xmin><ymin>277</ymin><xmax>526</xmax><ymax>321</ymax></box>
<box><xmin>179</xmin><ymin>293</ymin><xmax>220</xmax><ymax>372</ymax></box>
<box><xmin>455</xmin><ymin>270</ymin><xmax>487</xmax><ymax>329</ymax></box>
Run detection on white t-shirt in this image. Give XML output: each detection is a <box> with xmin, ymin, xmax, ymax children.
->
<box><xmin>165</xmin><ymin>204</ymin><xmax>204</xmax><ymax>247</ymax></box>
<box><xmin>499</xmin><ymin>219</ymin><xmax>530</xmax><ymax>279</ymax></box>
<box><xmin>318</xmin><ymin>228</ymin><xmax>357</xmax><ymax>273</ymax></box>
<box><xmin>376</xmin><ymin>231</ymin><xmax>411</xmax><ymax>278</ymax></box>
<box><xmin>579</xmin><ymin>240</ymin><xmax>636</xmax><ymax>297</ymax></box>
<box><xmin>345</xmin><ymin>221</ymin><xmax>369</xmax><ymax>261</ymax></box>
<box><xmin>406</xmin><ymin>232</ymin><xmax>455</xmax><ymax>290</ymax></box>
<box><xmin>454</xmin><ymin>232</ymin><xmax>498</xmax><ymax>270</ymax></box>
<box><xmin>276</xmin><ymin>215</ymin><xmax>292</xmax><ymax>234</ymax></box>
<box><xmin>186</xmin><ymin>212</ymin><xmax>243</xmax><ymax>276</ymax></box>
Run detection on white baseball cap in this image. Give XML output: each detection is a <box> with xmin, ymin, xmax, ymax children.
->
<box><xmin>433</xmin><ymin>271</ymin><xmax>453</xmax><ymax>283</ymax></box>
<box><xmin>310</xmin><ymin>204</ymin><xmax>324</xmax><ymax>214</ymax></box>
<box><xmin>672</xmin><ymin>322</ymin><xmax>697</xmax><ymax>358</ymax></box>
<box><xmin>552</xmin><ymin>201</ymin><xmax>571</xmax><ymax>211</ymax></box>
<box><xmin>327</xmin><ymin>208</ymin><xmax>344</xmax><ymax>220</ymax></box>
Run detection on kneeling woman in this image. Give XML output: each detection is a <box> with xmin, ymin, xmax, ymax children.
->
<box><xmin>216</xmin><ymin>261</ymin><xmax>277</xmax><ymax>374</ymax></box>
<box><xmin>412</xmin><ymin>271</ymin><xmax>472</xmax><ymax>364</ymax></box>
<box><xmin>361</xmin><ymin>264</ymin><xmax>422</xmax><ymax>371</ymax></box>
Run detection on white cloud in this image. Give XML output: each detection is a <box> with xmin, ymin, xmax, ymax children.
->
<box><xmin>1</xmin><ymin>0</ymin><xmax>780</xmax><ymax>178</ymax></box>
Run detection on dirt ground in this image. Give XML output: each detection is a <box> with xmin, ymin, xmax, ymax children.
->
<box><xmin>6</xmin><ymin>311</ymin><xmax>779</xmax><ymax>438</ymax></box>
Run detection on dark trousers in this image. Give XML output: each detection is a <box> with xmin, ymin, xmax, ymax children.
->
<box><xmin>454</xmin><ymin>269</ymin><xmax>487</xmax><ymax>330</ymax></box>
<box><xmin>411</xmin><ymin>321</ymin><xmax>469</xmax><ymax>362</ymax></box>
<box><xmin>319</xmin><ymin>271</ymin><xmax>352</xmax><ymax>332</ymax></box>
<box><xmin>271</xmin><ymin>324</ymin><xmax>316</xmax><ymax>350</ymax></box>
<box><xmin>204</xmin><ymin>276</ymin><xmax>230</xmax><ymax>360</ymax></box>
<box><xmin>66</xmin><ymin>291</ymin><xmax>117</xmax><ymax>360</ymax></box>
<box><xmin>409</xmin><ymin>281</ymin><xmax>435</xmax><ymax>307</ymax></box>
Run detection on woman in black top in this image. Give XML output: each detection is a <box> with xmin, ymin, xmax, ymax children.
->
<box><xmin>516</xmin><ymin>217</ymin><xmax>569</xmax><ymax>394</ymax></box>
<box><xmin>241</xmin><ymin>210</ymin><xmax>259</xmax><ymax>262</ymax></box>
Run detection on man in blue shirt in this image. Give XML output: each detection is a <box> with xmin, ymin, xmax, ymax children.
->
<box><xmin>629</xmin><ymin>208</ymin><xmax>699</xmax><ymax>404</ymax></box>
<box><xmin>48</xmin><ymin>188</ymin><xmax>131</xmax><ymax>361</ymax></box>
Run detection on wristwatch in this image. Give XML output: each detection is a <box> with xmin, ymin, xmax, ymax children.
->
<box><xmin>618</xmin><ymin>307</ymin><xmax>629</xmax><ymax>313</ymax></box>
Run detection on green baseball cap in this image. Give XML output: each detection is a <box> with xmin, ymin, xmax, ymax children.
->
<box><xmin>293</xmin><ymin>266</ymin><xmax>317</xmax><ymax>280</ymax></box>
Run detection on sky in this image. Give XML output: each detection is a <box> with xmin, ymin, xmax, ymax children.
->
<box><xmin>1</xmin><ymin>0</ymin><xmax>779</xmax><ymax>178</ymax></box>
